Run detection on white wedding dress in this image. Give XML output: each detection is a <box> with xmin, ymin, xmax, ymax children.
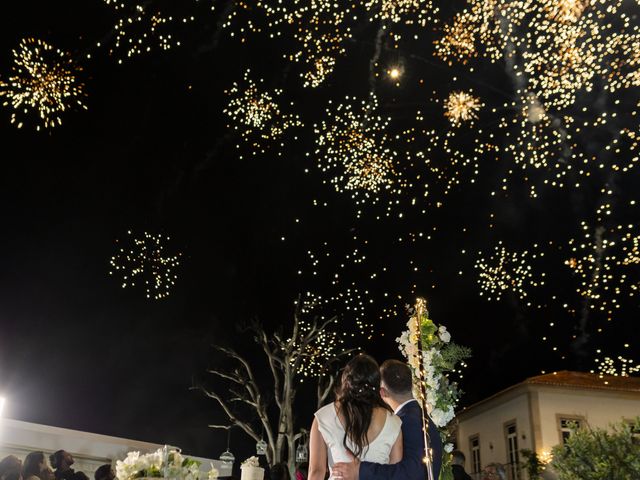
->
<box><xmin>315</xmin><ymin>402</ymin><xmax>402</xmax><ymax>479</ymax></box>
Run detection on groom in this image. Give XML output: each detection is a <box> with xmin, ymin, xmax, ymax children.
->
<box><xmin>331</xmin><ymin>359</ymin><xmax>442</xmax><ymax>480</ymax></box>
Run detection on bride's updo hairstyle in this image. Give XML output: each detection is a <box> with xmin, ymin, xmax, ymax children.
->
<box><xmin>335</xmin><ymin>353</ymin><xmax>391</xmax><ymax>457</ymax></box>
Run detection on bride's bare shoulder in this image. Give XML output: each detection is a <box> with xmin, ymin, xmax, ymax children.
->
<box><xmin>372</xmin><ymin>407</ymin><xmax>392</xmax><ymax>420</ymax></box>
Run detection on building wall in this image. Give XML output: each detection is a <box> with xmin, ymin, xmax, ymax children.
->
<box><xmin>456</xmin><ymin>384</ymin><xmax>640</xmax><ymax>480</ymax></box>
<box><xmin>535</xmin><ymin>387</ymin><xmax>640</xmax><ymax>455</ymax></box>
<box><xmin>457</xmin><ymin>391</ymin><xmax>533</xmax><ymax>479</ymax></box>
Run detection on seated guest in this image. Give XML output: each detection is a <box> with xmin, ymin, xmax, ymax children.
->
<box><xmin>49</xmin><ymin>452</ymin><xmax>86</xmax><ymax>480</ymax></box>
<box><xmin>93</xmin><ymin>465</ymin><xmax>114</xmax><ymax>480</ymax></box>
<box><xmin>0</xmin><ymin>455</ymin><xmax>22</xmax><ymax>480</ymax></box>
<box><xmin>22</xmin><ymin>452</ymin><xmax>50</xmax><ymax>480</ymax></box>
<box><xmin>49</xmin><ymin>452</ymin><xmax>74</xmax><ymax>480</ymax></box>
<box><xmin>269</xmin><ymin>463</ymin><xmax>290</xmax><ymax>480</ymax></box>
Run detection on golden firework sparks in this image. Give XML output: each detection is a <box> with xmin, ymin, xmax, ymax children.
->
<box><xmin>543</xmin><ymin>0</ymin><xmax>589</xmax><ymax>23</ymax></box>
<box><xmin>286</xmin><ymin>1</ymin><xmax>352</xmax><ymax>88</ymax></box>
<box><xmin>366</xmin><ymin>0</ymin><xmax>438</xmax><ymax>24</ymax></box>
<box><xmin>315</xmin><ymin>95</ymin><xmax>399</xmax><ymax>196</ymax></box>
<box><xmin>224</xmin><ymin>70</ymin><xmax>302</xmax><ymax>156</ymax></box>
<box><xmin>594</xmin><ymin>355</ymin><xmax>640</xmax><ymax>377</ymax></box>
<box><xmin>434</xmin><ymin>13</ymin><xmax>477</xmax><ymax>64</ymax></box>
<box><xmin>101</xmin><ymin>0</ymin><xmax>198</xmax><ymax>62</ymax></box>
<box><xmin>0</xmin><ymin>38</ymin><xmax>86</xmax><ymax>130</ymax></box>
<box><xmin>444</xmin><ymin>91</ymin><xmax>483</xmax><ymax>127</ymax></box>
<box><xmin>475</xmin><ymin>243</ymin><xmax>545</xmax><ymax>302</ymax></box>
<box><xmin>109</xmin><ymin>231</ymin><xmax>182</xmax><ymax>301</ymax></box>
<box><xmin>563</xmin><ymin>220</ymin><xmax>640</xmax><ymax>318</ymax></box>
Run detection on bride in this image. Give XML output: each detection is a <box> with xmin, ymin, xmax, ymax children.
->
<box><xmin>308</xmin><ymin>354</ymin><xmax>403</xmax><ymax>480</ymax></box>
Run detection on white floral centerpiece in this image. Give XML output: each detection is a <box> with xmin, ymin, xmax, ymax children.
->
<box><xmin>397</xmin><ymin>298</ymin><xmax>471</xmax><ymax>480</ymax></box>
<box><xmin>116</xmin><ymin>448</ymin><xmax>217</xmax><ymax>480</ymax></box>
<box><xmin>239</xmin><ymin>456</ymin><xmax>263</xmax><ymax>480</ymax></box>
<box><xmin>240</xmin><ymin>456</ymin><xmax>260</xmax><ymax>468</ymax></box>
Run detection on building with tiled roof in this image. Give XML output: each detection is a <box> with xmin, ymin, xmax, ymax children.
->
<box><xmin>454</xmin><ymin>371</ymin><xmax>640</xmax><ymax>480</ymax></box>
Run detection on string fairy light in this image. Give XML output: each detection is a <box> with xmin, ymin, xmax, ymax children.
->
<box><xmin>412</xmin><ymin>297</ymin><xmax>435</xmax><ymax>480</ymax></box>
<box><xmin>109</xmin><ymin>231</ymin><xmax>182</xmax><ymax>300</ymax></box>
<box><xmin>0</xmin><ymin>38</ymin><xmax>86</xmax><ymax>130</ymax></box>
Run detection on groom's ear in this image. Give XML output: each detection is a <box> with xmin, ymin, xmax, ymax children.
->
<box><xmin>379</xmin><ymin>386</ymin><xmax>388</xmax><ymax>398</ymax></box>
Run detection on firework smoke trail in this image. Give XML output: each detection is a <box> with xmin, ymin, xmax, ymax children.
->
<box><xmin>365</xmin><ymin>21</ymin><xmax>387</xmax><ymax>121</ymax></box>
<box><xmin>198</xmin><ymin>0</ymin><xmax>236</xmax><ymax>53</ymax></box>
<box><xmin>573</xmin><ymin>225</ymin><xmax>605</xmax><ymax>356</ymax></box>
<box><xmin>496</xmin><ymin>9</ymin><xmax>573</xmax><ymax>164</ymax></box>
<box><xmin>368</xmin><ymin>23</ymin><xmax>386</xmax><ymax>97</ymax></box>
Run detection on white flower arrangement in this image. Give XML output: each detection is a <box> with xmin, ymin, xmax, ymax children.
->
<box><xmin>207</xmin><ymin>465</ymin><xmax>219</xmax><ymax>480</ymax></box>
<box><xmin>397</xmin><ymin>302</ymin><xmax>469</xmax><ymax>428</ymax></box>
<box><xmin>115</xmin><ymin>448</ymin><xmax>217</xmax><ymax>480</ymax></box>
<box><xmin>397</xmin><ymin>299</ymin><xmax>471</xmax><ymax>480</ymax></box>
<box><xmin>240</xmin><ymin>456</ymin><xmax>260</xmax><ymax>469</ymax></box>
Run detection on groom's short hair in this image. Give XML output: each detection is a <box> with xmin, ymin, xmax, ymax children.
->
<box><xmin>380</xmin><ymin>359</ymin><xmax>413</xmax><ymax>395</ymax></box>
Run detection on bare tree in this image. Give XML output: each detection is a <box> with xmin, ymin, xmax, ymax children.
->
<box><xmin>197</xmin><ymin>298</ymin><xmax>352</xmax><ymax>474</ymax></box>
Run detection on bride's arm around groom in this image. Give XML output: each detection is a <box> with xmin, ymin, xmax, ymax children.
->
<box><xmin>332</xmin><ymin>360</ymin><xmax>442</xmax><ymax>480</ymax></box>
<box><xmin>307</xmin><ymin>354</ymin><xmax>404</xmax><ymax>480</ymax></box>
<box><xmin>307</xmin><ymin>411</ymin><xmax>403</xmax><ymax>480</ymax></box>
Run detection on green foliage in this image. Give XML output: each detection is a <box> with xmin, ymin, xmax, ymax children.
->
<box><xmin>551</xmin><ymin>417</ymin><xmax>640</xmax><ymax>480</ymax></box>
<box><xmin>520</xmin><ymin>449</ymin><xmax>544</xmax><ymax>480</ymax></box>
<box><xmin>439</xmin><ymin>343</ymin><xmax>472</xmax><ymax>370</ymax></box>
<box><xmin>134</xmin><ymin>466</ymin><xmax>161</xmax><ymax>478</ymax></box>
<box><xmin>181</xmin><ymin>458</ymin><xmax>201</xmax><ymax>469</ymax></box>
<box><xmin>439</xmin><ymin>451</ymin><xmax>453</xmax><ymax>480</ymax></box>
<box><xmin>420</xmin><ymin>314</ymin><xmax>438</xmax><ymax>343</ymax></box>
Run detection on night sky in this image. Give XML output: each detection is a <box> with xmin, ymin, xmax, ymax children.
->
<box><xmin>0</xmin><ymin>0</ymin><xmax>638</xmax><ymax>464</ymax></box>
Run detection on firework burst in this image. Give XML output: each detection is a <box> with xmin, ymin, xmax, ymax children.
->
<box><xmin>101</xmin><ymin>0</ymin><xmax>203</xmax><ymax>62</ymax></box>
<box><xmin>475</xmin><ymin>243</ymin><xmax>545</xmax><ymax>302</ymax></box>
<box><xmin>444</xmin><ymin>91</ymin><xmax>483</xmax><ymax>127</ymax></box>
<box><xmin>0</xmin><ymin>38</ymin><xmax>86</xmax><ymax>130</ymax></box>
<box><xmin>286</xmin><ymin>1</ymin><xmax>352</xmax><ymax>88</ymax></box>
<box><xmin>366</xmin><ymin>0</ymin><xmax>438</xmax><ymax>24</ymax></box>
<box><xmin>109</xmin><ymin>231</ymin><xmax>182</xmax><ymax>300</ymax></box>
<box><xmin>224</xmin><ymin>70</ymin><xmax>302</xmax><ymax>156</ymax></box>
<box><xmin>543</xmin><ymin>0</ymin><xmax>589</xmax><ymax>23</ymax></box>
<box><xmin>565</xmin><ymin>222</ymin><xmax>640</xmax><ymax>319</ymax></box>
<box><xmin>314</xmin><ymin>95</ymin><xmax>399</xmax><ymax>196</ymax></box>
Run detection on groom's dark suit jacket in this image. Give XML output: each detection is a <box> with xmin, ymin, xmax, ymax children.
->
<box><xmin>359</xmin><ymin>400</ymin><xmax>442</xmax><ymax>480</ymax></box>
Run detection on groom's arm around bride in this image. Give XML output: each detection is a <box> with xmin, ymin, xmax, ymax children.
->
<box><xmin>332</xmin><ymin>360</ymin><xmax>442</xmax><ymax>480</ymax></box>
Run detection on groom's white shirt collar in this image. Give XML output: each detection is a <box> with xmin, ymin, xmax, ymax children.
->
<box><xmin>394</xmin><ymin>398</ymin><xmax>417</xmax><ymax>414</ymax></box>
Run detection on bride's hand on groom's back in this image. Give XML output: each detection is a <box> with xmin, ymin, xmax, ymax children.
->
<box><xmin>331</xmin><ymin>457</ymin><xmax>360</xmax><ymax>480</ymax></box>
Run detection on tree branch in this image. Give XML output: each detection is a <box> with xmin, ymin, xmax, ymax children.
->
<box><xmin>198</xmin><ymin>386</ymin><xmax>260</xmax><ymax>442</ymax></box>
<box><xmin>207</xmin><ymin>368</ymin><xmax>243</xmax><ymax>384</ymax></box>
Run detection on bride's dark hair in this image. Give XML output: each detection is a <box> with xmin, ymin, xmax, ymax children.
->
<box><xmin>335</xmin><ymin>353</ymin><xmax>391</xmax><ymax>458</ymax></box>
